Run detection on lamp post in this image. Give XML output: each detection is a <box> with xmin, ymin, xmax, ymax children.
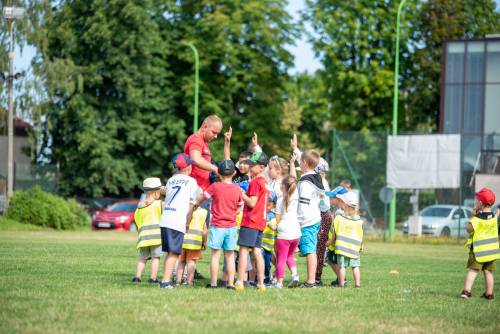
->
<box><xmin>3</xmin><ymin>6</ymin><xmax>25</xmax><ymax>205</ymax></box>
<box><xmin>182</xmin><ymin>42</ymin><xmax>199</xmax><ymax>133</ymax></box>
<box><xmin>389</xmin><ymin>0</ymin><xmax>408</xmax><ymax>240</ymax></box>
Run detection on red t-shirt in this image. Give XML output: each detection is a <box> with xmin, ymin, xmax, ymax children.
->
<box><xmin>241</xmin><ymin>176</ymin><xmax>269</xmax><ymax>231</ymax></box>
<box><xmin>184</xmin><ymin>133</ymin><xmax>211</xmax><ymax>191</ymax></box>
<box><xmin>205</xmin><ymin>183</ymin><xmax>243</xmax><ymax>228</ymax></box>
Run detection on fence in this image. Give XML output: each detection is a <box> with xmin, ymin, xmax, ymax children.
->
<box><xmin>329</xmin><ymin>130</ymin><xmax>500</xmax><ymax>240</ymax></box>
<box><xmin>0</xmin><ymin>162</ymin><xmax>58</xmax><ymax>212</ymax></box>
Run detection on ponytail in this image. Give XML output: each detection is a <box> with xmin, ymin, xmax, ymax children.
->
<box><xmin>282</xmin><ymin>175</ymin><xmax>297</xmax><ymax>212</ymax></box>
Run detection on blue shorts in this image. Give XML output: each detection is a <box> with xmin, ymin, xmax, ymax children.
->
<box><xmin>208</xmin><ymin>226</ymin><xmax>238</xmax><ymax>251</ymax></box>
<box><xmin>237</xmin><ymin>227</ymin><xmax>263</xmax><ymax>249</ymax></box>
<box><xmin>161</xmin><ymin>227</ymin><xmax>184</xmax><ymax>255</ymax></box>
<box><xmin>299</xmin><ymin>222</ymin><xmax>321</xmax><ymax>255</ymax></box>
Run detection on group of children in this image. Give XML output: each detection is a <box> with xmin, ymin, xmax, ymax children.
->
<box><xmin>132</xmin><ymin>127</ymin><xmax>499</xmax><ymax>297</ymax></box>
<box><xmin>132</xmin><ymin>129</ymin><xmax>364</xmax><ymax>290</ymax></box>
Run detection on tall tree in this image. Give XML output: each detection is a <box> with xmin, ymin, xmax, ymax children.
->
<box><xmin>21</xmin><ymin>0</ymin><xmax>297</xmax><ymax>196</ymax></box>
<box><xmin>303</xmin><ymin>0</ymin><xmax>417</xmax><ymax>131</ymax></box>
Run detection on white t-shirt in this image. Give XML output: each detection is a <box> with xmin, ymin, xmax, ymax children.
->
<box><xmin>276</xmin><ymin>189</ymin><xmax>301</xmax><ymax>240</ymax></box>
<box><xmin>160</xmin><ymin>174</ymin><xmax>199</xmax><ymax>233</ymax></box>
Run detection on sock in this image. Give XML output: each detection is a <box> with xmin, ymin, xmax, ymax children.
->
<box><xmin>235</xmin><ymin>280</ymin><xmax>242</xmax><ymax>286</ymax></box>
<box><xmin>292</xmin><ymin>274</ymin><xmax>299</xmax><ymax>281</ymax></box>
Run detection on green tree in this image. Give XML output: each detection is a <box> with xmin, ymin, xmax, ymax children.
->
<box><xmin>303</xmin><ymin>0</ymin><xmax>417</xmax><ymax>131</ymax></box>
<box><xmin>19</xmin><ymin>0</ymin><xmax>297</xmax><ymax>196</ymax></box>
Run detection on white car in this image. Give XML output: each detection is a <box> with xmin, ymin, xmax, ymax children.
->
<box><xmin>402</xmin><ymin>205</ymin><xmax>473</xmax><ymax>237</ymax></box>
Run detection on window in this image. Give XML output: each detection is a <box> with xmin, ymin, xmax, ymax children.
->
<box><xmin>486</xmin><ymin>41</ymin><xmax>500</xmax><ymax>83</ymax></box>
<box><xmin>445</xmin><ymin>43</ymin><xmax>465</xmax><ymax>83</ymax></box>
<box><xmin>453</xmin><ymin>209</ymin><xmax>466</xmax><ymax>219</ymax></box>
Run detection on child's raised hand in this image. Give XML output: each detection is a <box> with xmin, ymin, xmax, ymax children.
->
<box><xmin>224</xmin><ymin>126</ymin><xmax>232</xmax><ymax>142</ymax></box>
<box><xmin>290</xmin><ymin>133</ymin><xmax>298</xmax><ymax>150</ymax></box>
<box><xmin>252</xmin><ymin>132</ymin><xmax>258</xmax><ymax>146</ymax></box>
<box><xmin>290</xmin><ymin>152</ymin><xmax>298</xmax><ymax>164</ymax></box>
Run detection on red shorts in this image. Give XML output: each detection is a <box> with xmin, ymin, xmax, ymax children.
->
<box><xmin>179</xmin><ymin>249</ymin><xmax>203</xmax><ymax>261</ymax></box>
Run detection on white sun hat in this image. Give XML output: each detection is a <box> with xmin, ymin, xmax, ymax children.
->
<box><xmin>337</xmin><ymin>191</ymin><xmax>359</xmax><ymax>208</ymax></box>
<box><xmin>142</xmin><ymin>177</ymin><xmax>162</xmax><ymax>191</ymax></box>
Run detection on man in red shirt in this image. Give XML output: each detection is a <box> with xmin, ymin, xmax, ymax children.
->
<box><xmin>184</xmin><ymin>115</ymin><xmax>223</xmax><ymax>191</ymax></box>
<box><xmin>235</xmin><ymin>151</ymin><xmax>270</xmax><ymax>292</ymax></box>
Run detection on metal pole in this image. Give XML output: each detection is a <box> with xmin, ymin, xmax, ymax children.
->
<box><xmin>184</xmin><ymin>42</ymin><xmax>199</xmax><ymax>133</ymax></box>
<box><xmin>389</xmin><ymin>0</ymin><xmax>408</xmax><ymax>241</ymax></box>
<box><xmin>6</xmin><ymin>19</ymin><xmax>15</xmax><ymax>204</ymax></box>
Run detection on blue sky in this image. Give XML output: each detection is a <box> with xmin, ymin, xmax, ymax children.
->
<box><xmin>13</xmin><ymin>0</ymin><xmax>500</xmax><ymax>75</ymax></box>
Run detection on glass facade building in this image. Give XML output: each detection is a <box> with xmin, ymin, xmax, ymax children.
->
<box><xmin>440</xmin><ymin>37</ymin><xmax>500</xmax><ymax>175</ymax></box>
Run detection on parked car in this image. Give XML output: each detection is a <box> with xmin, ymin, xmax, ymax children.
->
<box><xmin>403</xmin><ymin>205</ymin><xmax>473</xmax><ymax>237</ymax></box>
<box><xmin>92</xmin><ymin>200</ymin><xmax>139</xmax><ymax>231</ymax></box>
<box><xmin>76</xmin><ymin>197</ymin><xmax>118</xmax><ymax>216</ymax></box>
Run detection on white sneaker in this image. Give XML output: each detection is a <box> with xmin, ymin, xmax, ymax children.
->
<box><xmin>273</xmin><ymin>282</ymin><xmax>283</xmax><ymax>289</ymax></box>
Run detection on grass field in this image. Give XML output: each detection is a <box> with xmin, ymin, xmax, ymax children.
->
<box><xmin>0</xmin><ymin>231</ymin><xmax>499</xmax><ymax>334</ymax></box>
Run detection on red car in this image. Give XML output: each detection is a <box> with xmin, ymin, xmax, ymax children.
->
<box><xmin>92</xmin><ymin>200</ymin><xmax>139</xmax><ymax>231</ymax></box>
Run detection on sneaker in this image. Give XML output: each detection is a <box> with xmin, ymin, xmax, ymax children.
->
<box><xmin>235</xmin><ymin>283</ymin><xmax>245</xmax><ymax>292</ymax></box>
<box><xmin>287</xmin><ymin>279</ymin><xmax>299</xmax><ymax>289</ymax></box>
<box><xmin>148</xmin><ymin>278</ymin><xmax>159</xmax><ymax>284</ymax></box>
<box><xmin>217</xmin><ymin>279</ymin><xmax>228</xmax><ymax>288</ymax></box>
<box><xmin>160</xmin><ymin>281</ymin><xmax>174</xmax><ymax>289</ymax></box>
<box><xmin>355</xmin><ymin>285</ymin><xmax>361</xmax><ymax>289</ymax></box>
<box><xmin>480</xmin><ymin>292</ymin><xmax>494</xmax><ymax>300</ymax></box>
<box><xmin>315</xmin><ymin>279</ymin><xmax>324</xmax><ymax>286</ymax></box>
<box><xmin>194</xmin><ymin>270</ymin><xmax>205</xmax><ymax>280</ymax></box>
<box><xmin>205</xmin><ymin>284</ymin><xmax>218</xmax><ymax>289</ymax></box>
<box><xmin>257</xmin><ymin>285</ymin><xmax>267</xmax><ymax>292</ymax></box>
<box><xmin>226</xmin><ymin>286</ymin><xmax>236</xmax><ymax>291</ymax></box>
<box><xmin>272</xmin><ymin>283</ymin><xmax>283</xmax><ymax>289</ymax></box>
<box><xmin>132</xmin><ymin>277</ymin><xmax>141</xmax><ymax>283</ymax></box>
<box><xmin>331</xmin><ymin>279</ymin><xmax>347</xmax><ymax>287</ymax></box>
<box><xmin>460</xmin><ymin>290</ymin><xmax>472</xmax><ymax>299</ymax></box>
<box><xmin>299</xmin><ymin>282</ymin><xmax>316</xmax><ymax>289</ymax></box>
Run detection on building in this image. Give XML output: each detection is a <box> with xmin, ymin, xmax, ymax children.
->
<box><xmin>440</xmin><ymin>35</ymin><xmax>500</xmax><ymax>197</ymax></box>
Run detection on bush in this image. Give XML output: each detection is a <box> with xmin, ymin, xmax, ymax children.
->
<box><xmin>5</xmin><ymin>186</ymin><xmax>90</xmax><ymax>230</ymax></box>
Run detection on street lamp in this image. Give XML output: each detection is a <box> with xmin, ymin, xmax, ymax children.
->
<box><xmin>389</xmin><ymin>0</ymin><xmax>408</xmax><ymax>240</ymax></box>
<box><xmin>2</xmin><ymin>6</ymin><xmax>25</xmax><ymax>205</ymax></box>
<box><xmin>182</xmin><ymin>42</ymin><xmax>199</xmax><ymax>133</ymax></box>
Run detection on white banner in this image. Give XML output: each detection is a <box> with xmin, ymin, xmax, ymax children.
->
<box><xmin>387</xmin><ymin>134</ymin><xmax>461</xmax><ymax>189</ymax></box>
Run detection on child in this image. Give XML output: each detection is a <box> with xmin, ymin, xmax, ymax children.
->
<box><xmin>262</xmin><ymin>194</ymin><xmax>278</xmax><ymax>285</ymax></box>
<box><xmin>195</xmin><ymin>158</ymin><xmax>243</xmax><ymax>290</ymax></box>
<box><xmin>296</xmin><ymin>149</ymin><xmax>324</xmax><ymax>288</ymax></box>
<box><xmin>290</xmin><ymin>134</ymin><xmax>332</xmax><ymax>286</ymax></box>
<box><xmin>159</xmin><ymin>153</ymin><xmax>199</xmax><ymax>289</ymax></box>
<box><xmin>328</xmin><ymin>191</ymin><xmax>363</xmax><ymax>288</ymax></box>
<box><xmin>175</xmin><ymin>207</ymin><xmax>208</xmax><ymax>286</ymax></box>
<box><xmin>460</xmin><ymin>188</ymin><xmax>500</xmax><ymax>300</ymax></box>
<box><xmin>235</xmin><ymin>151</ymin><xmax>270</xmax><ymax>291</ymax></box>
<box><xmin>268</xmin><ymin>155</ymin><xmax>289</xmax><ymax>210</ymax></box>
<box><xmin>325</xmin><ymin>186</ymin><xmax>348</xmax><ymax>286</ymax></box>
<box><xmin>132</xmin><ymin>177</ymin><xmax>163</xmax><ymax>283</ymax></box>
<box><xmin>274</xmin><ymin>171</ymin><xmax>302</xmax><ymax>289</ymax></box>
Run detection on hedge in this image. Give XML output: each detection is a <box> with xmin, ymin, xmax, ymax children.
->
<box><xmin>5</xmin><ymin>186</ymin><xmax>90</xmax><ymax>230</ymax></box>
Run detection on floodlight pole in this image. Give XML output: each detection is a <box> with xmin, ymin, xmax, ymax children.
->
<box><xmin>389</xmin><ymin>0</ymin><xmax>408</xmax><ymax>240</ymax></box>
<box><xmin>183</xmin><ymin>42</ymin><xmax>199</xmax><ymax>133</ymax></box>
<box><xmin>6</xmin><ymin>18</ymin><xmax>15</xmax><ymax>204</ymax></box>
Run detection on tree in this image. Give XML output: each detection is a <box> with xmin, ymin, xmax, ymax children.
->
<box><xmin>303</xmin><ymin>0</ymin><xmax>417</xmax><ymax>131</ymax></box>
<box><xmin>20</xmin><ymin>0</ymin><xmax>297</xmax><ymax>196</ymax></box>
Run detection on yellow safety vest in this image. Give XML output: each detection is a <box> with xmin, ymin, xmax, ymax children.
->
<box><xmin>134</xmin><ymin>200</ymin><xmax>162</xmax><ymax>249</ymax></box>
<box><xmin>333</xmin><ymin>215</ymin><xmax>363</xmax><ymax>259</ymax></box>
<box><xmin>327</xmin><ymin>225</ymin><xmax>335</xmax><ymax>251</ymax></box>
<box><xmin>235</xmin><ymin>211</ymin><xmax>243</xmax><ymax>252</ymax></box>
<box><xmin>262</xmin><ymin>216</ymin><xmax>277</xmax><ymax>252</ymax></box>
<box><xmin>182</xmin><ymin>208</ymin><xmax>208</xmax><ymax>250</ymax></box>
<box><xmin>468</xmin><ymin>216</ymin><xmax>500</xmax><ymax>263</ymax></box>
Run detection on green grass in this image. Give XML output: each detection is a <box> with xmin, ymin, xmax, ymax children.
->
<box><xmin>0</xmin><ymin>231</ymin><xmax>499</xmax><ymax>334</ymax></box>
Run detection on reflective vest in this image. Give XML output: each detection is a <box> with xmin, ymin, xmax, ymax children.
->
<box><xmin>134</xmin><ymin>200</ymin><xmax>162</xmax><ymax>249</ymax></box>
<box><xmin>333</xmin><ymin>214</ymin><xmax>363</xmax><ymax>259</ymax></box>
<box><xmin>468</xmin><ymin>216</ymin><xmax>500</xmax><ymax>263</ymax></box>
<box><xmin>235</xmin><ymin>211</ymin><xmax>243</xmax><ymax>252</ymax></box>
<box><xmin>327</xmin><ymin>225</ymin><xmax>335</xmax><ymax>251</ymax></box>
<box><xmin>182</xmin><ymin>208</ymin><xmax>208</xmax><ymax>250</ymax></box>
<box><xmin>262</xmin><ymin>213</ymin><xmax>277</xmax><ymax>252</ymax></box>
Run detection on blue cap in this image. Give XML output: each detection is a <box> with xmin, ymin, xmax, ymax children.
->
<box><xmin>325</xmin><ymin>186</ymin><xmax>348</xmax><ymax>198</ymax></box>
